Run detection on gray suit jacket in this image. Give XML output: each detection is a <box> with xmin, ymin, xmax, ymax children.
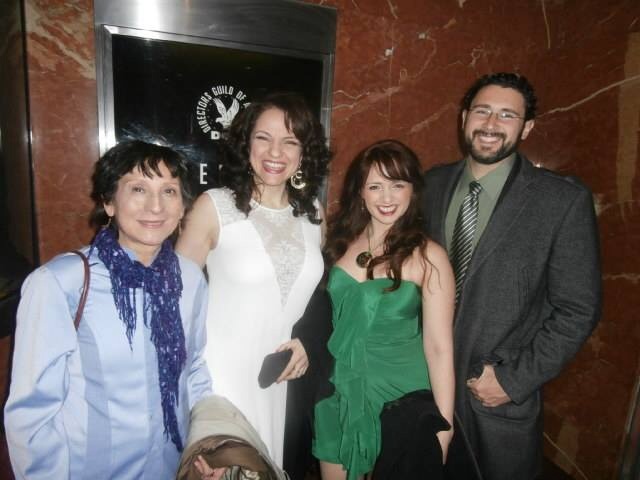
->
<box><xmin>423</xmin><ymin>154</ymin><xmax>601</xmax><ymax>480</ymax></box>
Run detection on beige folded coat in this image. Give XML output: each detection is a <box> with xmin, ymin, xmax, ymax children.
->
<box><xmin>177</xmin><ymin>395</ymin><xmax>288</xmax><ymax>480</ymax></box>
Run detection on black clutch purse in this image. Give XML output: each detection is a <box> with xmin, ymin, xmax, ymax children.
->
<box><xmin>257</xmin><ymin>350</ymin><xmax>293</xmax><ymax>389</ymax></box>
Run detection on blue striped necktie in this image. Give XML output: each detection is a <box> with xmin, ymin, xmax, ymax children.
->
<box><xmin>451</xmin><ymin>181</ymin><xmax>482</xmax><ymax>300</ymax></box>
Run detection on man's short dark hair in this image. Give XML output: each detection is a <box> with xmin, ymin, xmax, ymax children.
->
<box><xmin>462</xmin><ymin>72</ymin><xmax>537</xmax><ymax>120</ymax></box>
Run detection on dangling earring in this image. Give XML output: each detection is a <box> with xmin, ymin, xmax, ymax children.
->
<box><xmin>290</xmin><ymin>169</ymin><xmax>306</xmax><ymax>190</ymax></box>
<box><xmin>178</xmin><ymin>221</ymin><xmax>183</xmax><ymax>236</ymax></box>
<box><xmin>104</xmin><ymin>216</ymin><xmax>112</xmax><ymax>229</ymax></box>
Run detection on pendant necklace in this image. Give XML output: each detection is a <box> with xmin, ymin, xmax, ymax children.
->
<box><xmin>356</xmin><ymin>226</ymin><xmax>384</xmax><ymax>268</ymax></box>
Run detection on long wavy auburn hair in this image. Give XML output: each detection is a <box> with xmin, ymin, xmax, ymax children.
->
<box><xmin>325</xmin><ymin>139</ymin><xmax>430</xmax><ymax>291</ymax></box>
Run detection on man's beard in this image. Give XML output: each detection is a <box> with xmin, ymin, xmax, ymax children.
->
<box><xmin>464</xmin><ymin>128</ymin><xmax>521</xmax><ymax>165</ymax></box>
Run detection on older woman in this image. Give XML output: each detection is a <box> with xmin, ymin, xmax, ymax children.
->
<box><xmin>4</xmin><ymin>140</ymin><xmax>212</xmax><ymax>479</ymax></box>
<box><xmin>176</xmin><ymin>92</ymin><xmax>331</xmax><ymax>467</ymax></box>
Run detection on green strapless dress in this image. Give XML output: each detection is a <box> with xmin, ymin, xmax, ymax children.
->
<box><xmin>313</xmin><ymin>266</ymin><xmax>431</xmax><ymax>479</ymax></box>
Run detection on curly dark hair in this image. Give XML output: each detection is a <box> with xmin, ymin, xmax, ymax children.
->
<box><xmin>325</xmin><ymin>140</ymin><xmax>430</xmax><ymax>291</ymax></box>
<box><xmin>220</xmin><ymin>92</ymin><xmax>331</xmax><ymax>224</ymax></box>
<box><xmin>90</xmin><ymin>140</ymin><xmax>197</xmax><ymax>230</ymax></box>
<box><xmin>462</xmin><ymin>72</ymin><xmax>537</xmax><ymax>120</ymax></box>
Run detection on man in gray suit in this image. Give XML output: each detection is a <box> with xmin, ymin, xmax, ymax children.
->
<box><xmin>422</xmin><ymin>73</ymin><xmax>601</xmax><ymax>479</ymax></box>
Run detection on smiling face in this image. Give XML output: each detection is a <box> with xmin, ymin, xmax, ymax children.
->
<box><xmin>104</xmin><ymin>161</ymin><xmax>185</xmax><ymax>265</ymax></box>
<box><xmin>361</xmin><ymin>163</ymin><xmax>413</xmax><ymax>229</ymax></box>
<box><xmin>249</xmin><ymin>107</ymin><xmax>303</xmax><ymax>189</ymax></box>
<box><xmin>462</xmin><ymin>84</ymin><xmax>535</xmax><ymax>165</ymax></box>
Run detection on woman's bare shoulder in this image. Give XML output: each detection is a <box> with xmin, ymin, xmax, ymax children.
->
<box><xmin>424</xmin><ymin>239</ymin><xmax>450</xmax><ymax>268</ymax></box>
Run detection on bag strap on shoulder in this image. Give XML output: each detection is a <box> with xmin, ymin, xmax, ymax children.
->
<box><xmin>70</xmin><ymin>250</ymin><xmax>90</xmax><ymax>330</ymax></box>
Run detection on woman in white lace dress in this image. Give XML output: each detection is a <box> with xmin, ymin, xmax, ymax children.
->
<box><xmin>176</xmin><ymin>92</ymin><xmax>331</xmax><ymax>468</ymax></box>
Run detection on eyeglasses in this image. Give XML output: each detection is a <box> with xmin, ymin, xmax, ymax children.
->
<box><xmin>468</xmin><ymin>106</ymin><xmax>524</xmax><ymax>122</ymax></box>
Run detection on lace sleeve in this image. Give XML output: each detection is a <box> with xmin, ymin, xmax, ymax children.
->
<box><xmin>205</xmin><ymin>188</ymin><xmax>246</xmax><ymax>227</ymax></box>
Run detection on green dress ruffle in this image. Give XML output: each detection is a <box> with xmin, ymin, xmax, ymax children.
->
<box><xmin>313</xmin><ymin>266</ymin><xmax>431</xmax><ymax>479</ymax></box>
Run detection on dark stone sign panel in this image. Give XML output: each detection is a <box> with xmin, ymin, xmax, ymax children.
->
<box><xmin>111</xmin><ymin>34</ymin><xmax>324</xmax><ymax>190</ymax></box>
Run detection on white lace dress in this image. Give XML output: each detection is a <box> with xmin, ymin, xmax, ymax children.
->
<box><xmin>203</xmin><ymin>188</ymin><xmax>323</xmax><ymax>466</ymax></box>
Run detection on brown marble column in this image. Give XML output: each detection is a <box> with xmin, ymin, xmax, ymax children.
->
<box><xmin>25</xmin><ymin>0</ymin><xmax>99</xmax><ymax>261</ymax></box>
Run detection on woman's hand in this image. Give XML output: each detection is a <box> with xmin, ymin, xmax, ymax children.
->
<box><xmin>275</xmin><ymin>338</ymin><xmax>309</xmax><ymax>383</ymax></box>
<box><xmin>436</xmin><ymin>428</ymin><xmax>454</xmax><ymax>464</ymax></box>
<box><xmin>194</xmin><ymin>455</ymin><xmax>226</xmax><ymax>480</ymax></box>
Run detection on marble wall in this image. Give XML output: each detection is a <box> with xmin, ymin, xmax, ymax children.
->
<box><xmin>5</xmin><ymin>0</ymin><xmax>640</xmax><ymax>478</ymax></box>
<box><xmin>309</xmin><ymin>1</ymin><xmax>640</xmax><ymax>478</ymax></box>
<box><xmin>312</xmin><ymin>0</ymin><xmax>640</xmax><ymax>479</ymax></box>
<box><xmin>23</xmin><ymin>0</ymin><xmax>98</xmax><ymax>260</ymax></box>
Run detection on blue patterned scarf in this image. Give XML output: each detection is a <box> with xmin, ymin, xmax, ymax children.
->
<box><xmin>92</xmin><ymin>227</ymin><xmax>186</xmax><ymax>451</ymax></box>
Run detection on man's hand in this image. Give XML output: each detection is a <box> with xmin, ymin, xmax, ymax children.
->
<box><xmin>466</xmin><ymin>364</ymin><xmax>511</xmax><ymax>407</ymax></box>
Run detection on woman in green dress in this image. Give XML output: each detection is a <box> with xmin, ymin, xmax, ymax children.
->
<box><xmin>313</xmin><ymin>140</ymin><xmax>455</xmax><ymax>480</ymax></box>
